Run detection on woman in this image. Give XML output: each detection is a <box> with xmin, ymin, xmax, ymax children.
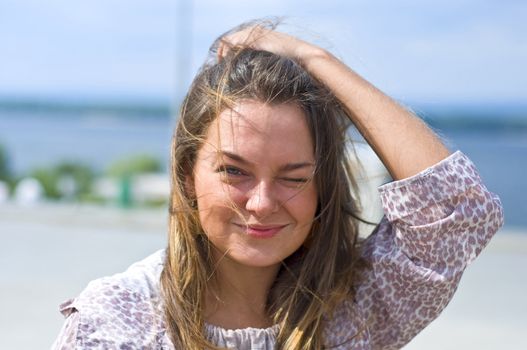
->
<box><xmin>53</xmin><ymin>22</ymin><xmax>503</xmax><ymax>349</ymax></box>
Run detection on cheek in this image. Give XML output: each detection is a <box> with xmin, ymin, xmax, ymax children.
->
<box><xmin>284</xmin><ymin>185</ymin><xmax>318</xmax><ymax>222</ymax></box>
<box><xmin>195</xmin><ymin>185</ymin><xmax>243</xmax><ymax>235</ymax></box>
<box><xmin>197</xmin><ymin>195</ymin><xmax>234</xmax><ymax>237</ymax></box>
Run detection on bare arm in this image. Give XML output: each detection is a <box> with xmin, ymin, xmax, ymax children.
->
<box><xmin>220</xmin><ymin>27</ymin><xmax>450</xmax><ymax>180</ymax></box>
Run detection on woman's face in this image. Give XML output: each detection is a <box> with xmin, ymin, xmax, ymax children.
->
<box><xmin>191</xmin><ymin>99</ymin><xmax>317</xmax><ymax>269</ymax></box>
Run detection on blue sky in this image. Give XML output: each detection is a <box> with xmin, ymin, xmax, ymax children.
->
<box><xmin>0</xmin><ymin>0</ymin><xmax>525</xmax><ymax>105</ymax></box>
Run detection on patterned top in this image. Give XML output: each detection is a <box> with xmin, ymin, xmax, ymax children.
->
<box><xmin>52</xmin><ymin>151</ymin><xmax>504</xmax><ymax>349</ymax></box>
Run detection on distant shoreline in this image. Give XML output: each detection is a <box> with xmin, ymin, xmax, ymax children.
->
<box><xmin>1</xmin><ymin>98</ymin><xmax>526</xmax><ymax>132</ymax></box>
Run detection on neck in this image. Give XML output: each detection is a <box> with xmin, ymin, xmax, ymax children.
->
<box><xmin>205</xmin><ymin>252</ymin><xmax>280</xmax><ymax>329</ymax></box>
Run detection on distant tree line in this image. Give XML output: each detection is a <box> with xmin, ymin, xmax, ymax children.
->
<box><xmin>0</xmin><ymin>141</ymin><xmax>166</xmax><ymax>207</ymax></box>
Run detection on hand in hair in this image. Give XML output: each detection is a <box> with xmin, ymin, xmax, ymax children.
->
<box><xmin>217</xmin><ymin>25</ymin><xmax>321</xmax><ymax>63</ymax></box>
<box><xmin>218</xmin><ymin>25</ymin><xmax>450</xmax><ymax>180</ymax></box>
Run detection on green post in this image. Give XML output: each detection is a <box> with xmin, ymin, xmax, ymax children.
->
<box><xmin>118</xmin><ymin>174</ymin><xmax>132</xmax><ymax>208</ymax></box>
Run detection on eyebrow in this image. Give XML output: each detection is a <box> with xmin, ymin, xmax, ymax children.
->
<box><xmin>219</xmin><ymin>151</ymin><xmax>315</xmax><ymax>172</ymax></box>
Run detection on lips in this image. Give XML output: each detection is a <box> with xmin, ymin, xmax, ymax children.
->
<box><xmin>233</xmin><ymin>223</ymin><xmax>288</xmax><ymax>239</ymax></box>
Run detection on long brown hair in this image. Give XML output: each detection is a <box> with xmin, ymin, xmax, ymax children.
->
<box><xmin>161</xmin><ymin>23</ymin><xmax>364</xmax><ymax>349</ymax></box>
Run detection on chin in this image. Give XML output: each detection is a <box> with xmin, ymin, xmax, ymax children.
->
<box><xmin>227</xmin><ymin>249</ymin><xmax>286</xmax><ymax>269</ymax></box>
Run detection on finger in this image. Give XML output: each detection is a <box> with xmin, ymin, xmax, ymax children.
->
<box><xmin>217</xmin><ymin>26</ymin><xmax>274</xmax><ymax>60</ymax></box>
<box><xmin>217</xmin><ymin>39</ymin><xmax>236</xmax><ymax>61</ymax></box>
<box><xmin>223</xmin><ymin>26</ymin><xmax>265</xmax><ymax>48</ymax></box>
<box><xmin>217</xmin><ymin>41</ymin><xmax>224</xmax><ymax>61</ymax></box>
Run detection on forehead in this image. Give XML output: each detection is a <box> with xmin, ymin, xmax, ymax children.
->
<box><xmin>202</xmin><ymin>100</ymin><xmax>314</xmax><ymax>162</ymax></box>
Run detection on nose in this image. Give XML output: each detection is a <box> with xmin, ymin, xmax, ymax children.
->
<box><xmin>245</xmin><ymin>181</ymin><xmax>280</xmax><ymax>218</ymax></box>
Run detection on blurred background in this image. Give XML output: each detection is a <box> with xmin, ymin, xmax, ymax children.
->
<box><xmin>0</xmin><ymin>0</ymin><xmax>525</xmax><ymax>349</ymax></box>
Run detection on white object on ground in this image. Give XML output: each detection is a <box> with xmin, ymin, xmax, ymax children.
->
<box><xmin>93</xmin><ymin>174</ymin><xmax>169</xmax><ymax>204</ymax></box>
<box><xmin>132</xmin><ymin>173</ymin><xmax>169</xmax><ymax>203</ymax></box>
<box><xmin>14</xmin><ymin>177</ymin><xmax>44</xmax><ymax>205</ymax></box>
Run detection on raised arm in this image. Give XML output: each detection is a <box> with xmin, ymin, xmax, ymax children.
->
<box><xmin>219</xmin><ymin>26</ymin><xmax>450</xmax><ymax>180</ymax></box>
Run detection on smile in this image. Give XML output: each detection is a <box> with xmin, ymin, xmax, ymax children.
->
<box><xmin>232</xmin><ymin>223</ymin><xmax>288</xmax><ymax>239</ymax></box>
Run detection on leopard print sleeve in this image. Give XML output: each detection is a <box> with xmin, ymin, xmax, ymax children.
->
<box><xmin>354</xmin><ymin>151</ymin><xmax>504</xmax><ymax>350</ymax></box>
<box><xmin>51</xmin><ymin>299</ymin><xmax>80</xmax><ymax>349</ymax></box>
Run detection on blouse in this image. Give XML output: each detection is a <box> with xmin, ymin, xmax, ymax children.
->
<box><xmin>51</xmin><ymin>151</ymin><xmax>504</xmax><ymax>349</ymax></box>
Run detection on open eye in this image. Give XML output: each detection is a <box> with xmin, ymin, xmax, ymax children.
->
<box><xmin>217</xmin><ymin>165</ymin><xmax>247</xmax><ymax>177</ymax></box>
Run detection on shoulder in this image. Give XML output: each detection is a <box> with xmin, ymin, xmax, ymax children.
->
<box><xmin>58</xmin><ymin>249</ymin><xmax>168</xmax><ymax>348</ymax></box>
<box><xmin>77</xmin><ymin>249</ymin><xmax>166</xmax><ymax>304</ymax></box>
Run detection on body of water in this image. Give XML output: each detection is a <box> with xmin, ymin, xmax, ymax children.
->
<box><xmin>0</xmin><ymin>111</ymin><xmax>175</xmax><ymax>173</ymax></box>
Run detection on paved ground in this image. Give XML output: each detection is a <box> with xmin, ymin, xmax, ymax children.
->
<box><xmin>1</xmin><ymin>203</ymin><xmax>526</xmax><ymax>349</ymax></box>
